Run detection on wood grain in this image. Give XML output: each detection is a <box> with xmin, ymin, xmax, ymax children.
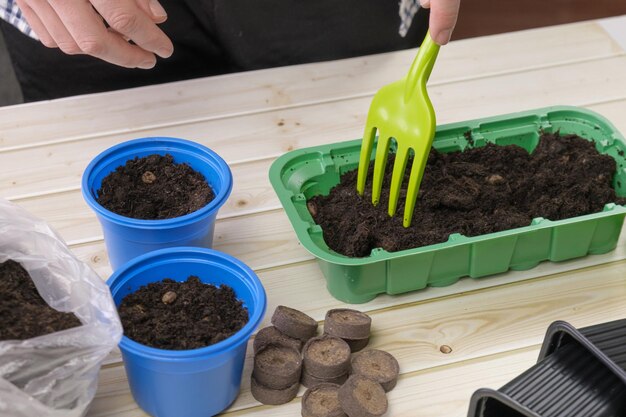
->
<box><xmin>0</xmin><ymin>22</ymin><xmax>620</xmax><ymax>151</ymax></box>
<box><xmin>87</xmin><ymin>259</ymin><xmax>626</xmax><ymax>416</ymax></box>
<box><xmin>0</xmin><ymin>21</ymin><xmax>624</xmax><ymax>417</ymax></box>
<box><xmin>11</xmin><ymin>157</ymin><xmax>282</xmax><ymax>243</ymax></box>
<box><xmin>223</xmin><ymin>347</ymin><xmax>540</xmax><ymax>417</ymax></box>
<box><xmin>3</xmin><ymin>56</ymin><xmax>626</xmax><ymax>200</ymax></box>
<box><xmin>92</xmin><ymin>225</ymin><xmax>626</xmax><ymax>368</ymax></box>
<box><xmin>64</xmin><ymin>208</ymin><xmax>312</xmax><ymax>275</ymax></box>
<box><xmin>6</xmin><ymin>95</ymin><xmax>626</xmax><ymax>250</ymax></box>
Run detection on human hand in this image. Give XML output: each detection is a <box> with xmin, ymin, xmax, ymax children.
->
<box><xmin>420</xmin><ymin>0</ymin><xmax>461</xmax><ymax>45</ymax></box>
<box><xmin>15</xmin><ymin>0</ymin><xmax>174</xmax><ymax>69</ymax></box>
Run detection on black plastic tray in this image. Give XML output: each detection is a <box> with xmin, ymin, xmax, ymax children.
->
<box><xmin>468</xmin><ymin>319</ymin><xmax>626</xmax><ymax>417</ymax></box>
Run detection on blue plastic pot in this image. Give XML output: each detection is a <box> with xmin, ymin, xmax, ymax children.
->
<box><xmin>107</xmin><ymin>247</ymin><xmax>267</xmax><ymax>417</ymax></box>
<box><xmin>82</xmin><ymin>137</ymin><xmax>232</xmax><ymax>270</ymax></box>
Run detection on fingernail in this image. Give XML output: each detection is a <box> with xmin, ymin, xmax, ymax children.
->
<box><xmin>149</xmin><ymin>0</ymin><xmax>167</xmax><ymax>19</ymax></box>
<box><xmin>156</xmin><ymin>46</ymin><xmax>173</xmax><ymax>59</ymax></box>
<box><xmin>434</xmin><ymin>29</ymin><xmax>452</xmax><ymax>45</ymax></box>
<box><xmin>138</xmin><ymin>59</ymin><xmax>156</xmax><ymax>69</ymax></box>
<box><xmin>420</xmin><ymin>0</ymin><xmax>431</xmax><ymax>8</ymax></box>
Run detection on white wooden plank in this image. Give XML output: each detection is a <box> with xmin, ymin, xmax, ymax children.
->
<box><xmin>11</xmin><ymin>157</ymin><xmax>281</xmax><ymax>243</ymax></box>
<box><xmin>7</xmin><ymin>96</ymin><xmax>626</xmax><ymax>259</ymax></box>
<box><xmin>93</xmin><ymin>220</ymin><xmax>626</xmax><ymax>367</ymax></box>
<box><xmin>73</xmin><ymin>221</ymin><xmax>626</xmax><ymax>322</ymax></box>
<box><xmin>220</xmin><ymin>348</ymin><xmax>540</xmax><ymax>417</ymax></box>
<box><xmin>1</xmin><ymin>20</ymin><xmax>625</xmax><ymax>417</ymax></box>
<box><xmin>87</xmin><ymin>258</ymin><xmax>626</xmax><ymax>416</ymax></box>
<box><xmin>599</xmin><ymin>15</ymin><xmax>626</xmax><ymax>52</ymax></box>
<box><xmin>66</xmin><ymin>209</ymin><xmax>312</xmax><ymax>275</ymax></box>
<box><xmin>0</xmin><ymin>22</ymin><xmax>621</xmax><ymax>151</ymax></box>
<box><xmin>91</xmin><ymin>347</ymin><xmax>539</xmax><ymax>417</ymax></box>
<box><xmin>2</xmin><ymin>56</ymin><xmax>626</xmax><ymax>200</ymax></box>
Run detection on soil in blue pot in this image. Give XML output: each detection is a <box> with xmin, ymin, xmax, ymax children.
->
<box><xmin>96</xmin><ymin>154</ymin><xmax>215</xmax><ymax>220</ymax></box>
<box><xmin>117</xmin><ymin>276</ymin><xmax>248</xmax><ymax>350</ymax></box>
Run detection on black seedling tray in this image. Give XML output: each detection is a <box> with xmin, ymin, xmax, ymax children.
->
<box><xmin>467</xmin><ymin>318</ymin><xmax>626</xmax><ymax>417</ymax></box>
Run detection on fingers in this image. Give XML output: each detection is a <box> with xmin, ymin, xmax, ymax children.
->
<box><xmin>19</xmin><ymin>0</ymin><xmax>173</xmax><ymax>68</ymax></box>
<box><xmin>18</xmin><ymin>0</ymin><xmax>80</xmax><ymax>53</ymax></box>
<box><xmin>91</xmin><ymin>0</ymin><xmax>173</xmax><ymax>60</ymax></box>
<box><xmin>15</xmin><ymin>0</ymin><xmax>55</xmax><ymax>46</ymax></box>
<box><xmin>420</xmin><ymin>0</ymin><xmax>460</xmax><ymax>45</ymax></box>
<box><xmin>44</xmin><ymin>0</ymin><xmax>160</xmax><ymax>68</ymax></box>
<box><xmin>135</xmin><ymin>0</ymin><xmax>168</xmax><ymax>24</ymax></box>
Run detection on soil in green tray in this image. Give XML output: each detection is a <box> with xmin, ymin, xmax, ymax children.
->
<box><xmin>118</xmin><ymin>276</ymin><xmax>249</xmax><ymax>350</ymax></box>
<box><xmin>97</xmin><ymin>153</ymin><xmax>215</xmax><ymax>220</ymax></box>
<box><xmin>307</xmin><ymin>132</ymin><xmax>626</xmax><ymax>257</ymax></box>
<box><xmin>0</xmin><ymin>260</ymin><xmax>81</xmax><ymax>340</ymax></box>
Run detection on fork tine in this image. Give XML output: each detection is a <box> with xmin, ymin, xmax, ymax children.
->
<box><xmin>356</xmin><ymin>124</ymin><xmax>376</xmax><ymax>196</ymax></box>
<box><xmin>403</xmin><ymin>152</ymin><xmax>429</xmax><ymax>227</ymax></box>
<box><xmin>371</xmin><ymin>131</ymin><xmax>390</xmax><ymax>206</ymax></box>
<box><xmin>388</xmin><ymin>144</ymin><xmax>409</xmax><ymax>217</ymax></box>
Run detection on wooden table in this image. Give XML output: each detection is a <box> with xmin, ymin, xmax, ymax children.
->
<box><xmin>1</xmin><ymin>17</ymin><xmax>626</xmax><ymax>417</ymax></box>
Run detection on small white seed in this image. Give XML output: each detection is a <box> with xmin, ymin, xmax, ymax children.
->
<box><xmin>162</xmin><ymin>291</ymin><xmax>177</xmax><ymax>304</ymax></box>
<box><xmin>142</xmin><ymin>171</ymin><xmax>157</xmax><ymax>184</ymax></box>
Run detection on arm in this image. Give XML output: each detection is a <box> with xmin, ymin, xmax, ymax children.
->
<box><xmin>15</xmin><ymin>0</ymin><xmax>174</xmax><ymax>68</ymax></box>
<box><xmin>420</xmin><ymin>0</ymin><xmax>461</xmax><ymax>45</ymax></box>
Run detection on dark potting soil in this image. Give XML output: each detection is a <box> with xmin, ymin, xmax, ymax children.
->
<box><xmin>118</xmin><ymin>276</ymin><xmax>249</xmax><ymax>350</ymax></box>
<box><xmin>96</xmin><ymin>154</ymin><xmax>215</xmax><ymax>220</ymax></box>
<box><xmin>308</xmin><ymin>132</ymin><xmax>626</xmax><ymax>257</ymax></box>
<box><xmin>0</xmin><ymin>260</ymin><xmax>81</xmax><ymax>340</ymax></box>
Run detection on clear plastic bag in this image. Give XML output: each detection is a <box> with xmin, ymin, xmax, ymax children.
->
<box><xmin>0</xmin><ymin>198</ymin><xmax>122</xmax><ymax>417</ymax></box>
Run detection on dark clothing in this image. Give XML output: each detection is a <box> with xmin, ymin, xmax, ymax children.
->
<box><xmin>0</xmin><ymin>1</ymin><xmax>429</xmax><ymax>102</ymax></box>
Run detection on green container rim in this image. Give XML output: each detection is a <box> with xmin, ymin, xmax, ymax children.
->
<box><xmin>269</xmin><ymin>105</ymin><xmax>626</xmax><ymax>266</ymax></box>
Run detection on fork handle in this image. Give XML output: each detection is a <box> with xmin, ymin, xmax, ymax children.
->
<box><xmin>404</xmin><ymin>31</ymin><xmax>440</xmax><ymax>103</ymax></box>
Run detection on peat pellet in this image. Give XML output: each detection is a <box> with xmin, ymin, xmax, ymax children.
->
<box><xmin>272</xmin><ymin>305</ymin><xmax>318</xmax><ymax>341</ymax></box>
<box><xmin>251</xmin><ymin>377</ymin><xmax>299</xmax><ymax>405</ymax></box>
<box><xmin>301</xmin><ymin>369</ymin><xmax>348</xmax><ymax>389</ymax></box>
<box><xmin>344</xmin><ymin>337</ymin><xmax>370</xmax><ymax>353</ymax></box>
<box><xmin>303</xmin><ymin>335</ymin><xmax>351</xmax><ymax>378</ymax></box>
<box><xmin>302</xmin><ymin>383</ymin><xmax>347</xmax><ymax>417</ymax></box>
<box><xmin>253</xmin><ymin>344</ymin><xmax>302</xmax><ymax>390</ymax></box>
<box><xmin>338</xmin><ymin>375</ymin><xmax>388</xmax><ymax>417</ymax></box>
<box><xmin>324</xmin><ymin>309</ymin><xmax>372</xmax><ymax>340</ymax></box>
<box><xmin>253</xmin><ymin>326</ymin><xmax>303</xmax><ymax>353</ymax></box>
<box><xmin>350</xmin><ymin>349</ymin><xmax>399</xmax><ymax>392</ymax></box>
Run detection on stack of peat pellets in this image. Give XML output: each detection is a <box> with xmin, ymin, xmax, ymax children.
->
<box><xmin>251</xmin><ymin>306</ymin><xmax>314</xmax><ymax>405</ymax></box>
<box><xmin>251</xmin><ymin>306</ymin><xmax>399</xmax><ymax>417</ymax></box>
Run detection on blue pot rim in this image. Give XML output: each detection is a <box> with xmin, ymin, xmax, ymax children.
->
<box><xmin>107</xmin><ymin>247</ymin><xmax>267</xmax><ymax>361</ymax></box>
<box><xmin>81</xmin><ymin>137</ymin><xmax>233</xmax><ymax>229</ymax></box>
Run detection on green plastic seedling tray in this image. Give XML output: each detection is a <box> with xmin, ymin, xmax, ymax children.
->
<box><xmin>269</xmin><ymin>106</ymin><xmax>626</xmax><ymax>303</ymax></box>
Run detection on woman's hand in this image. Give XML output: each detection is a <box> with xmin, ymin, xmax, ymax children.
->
<box><xmin>420</xmin><ymin>0</ymin><xmax>461</xmax><ymax>45</ymax></box>
<box><xmin>16</xmin><ymin>0</ymin><xmax>174</xmax><ymax>68</ymax></box>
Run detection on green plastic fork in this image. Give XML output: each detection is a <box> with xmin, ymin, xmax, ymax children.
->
<box><xmin>356</xmin><ymin>31</ymin><xmax>440</xmax><ymax>227</ymax></box>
